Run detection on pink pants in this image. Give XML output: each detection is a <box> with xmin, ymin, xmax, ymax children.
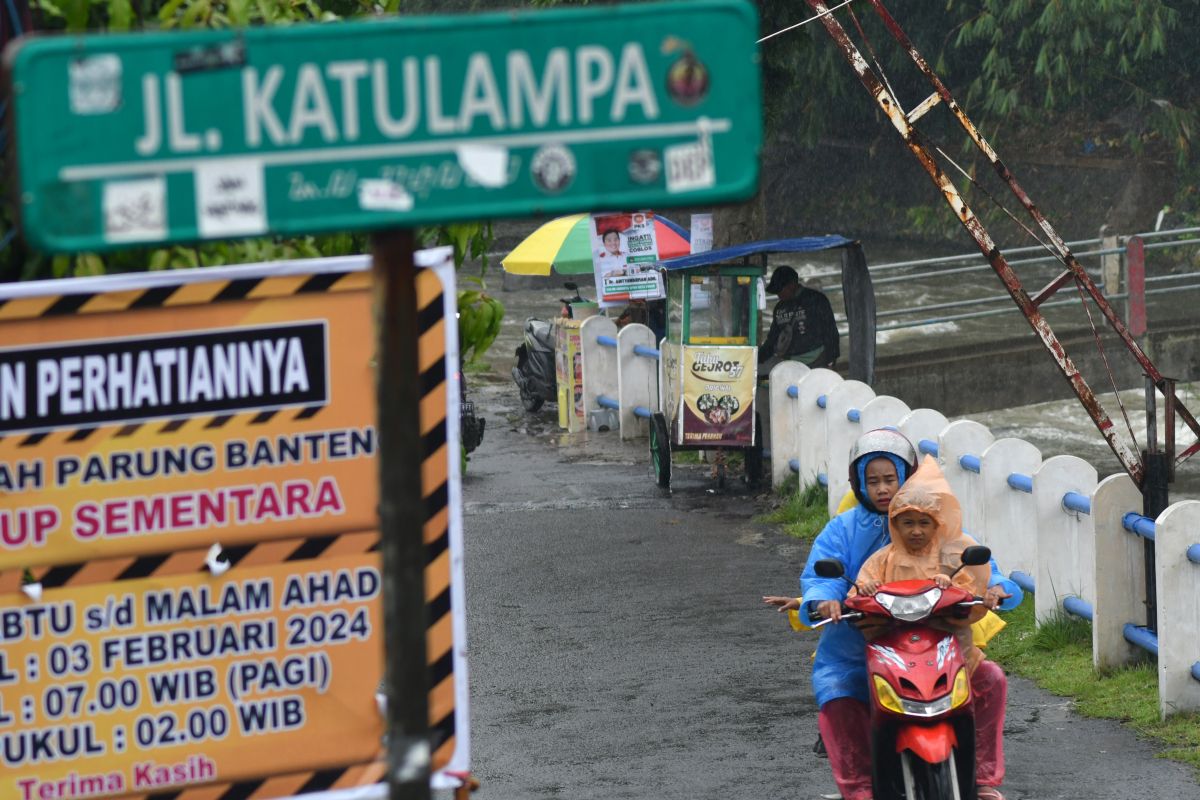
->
<box><xmin>818</xmin><ymin>661</ymin><xmax>1007</xmax><ymax>800</ymax></box>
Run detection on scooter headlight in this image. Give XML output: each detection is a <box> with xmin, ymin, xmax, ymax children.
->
<box><xmin>872</xmin><ymin>674</ymin><xmax>905</xmax><ymax>715</ymax></box>
<box><xmin>873</xmin><ymin>587</ymin><xmax>942</xmax><ymax>622</ymax></box>
<box><xmin>950</xmin><ymin>667</ymin><xmax>971</xmax><ymax>709</ymax></box>
<box><xmin>873</xmin><ymin>674</ymin><xmax>957</xmax><ymax>717</ymax></box>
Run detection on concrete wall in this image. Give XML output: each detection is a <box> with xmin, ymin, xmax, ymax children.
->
<box><xmin>872</xmin><ymin>321</ymin><xmax>1200</xmax><ymax>416</ymax></box>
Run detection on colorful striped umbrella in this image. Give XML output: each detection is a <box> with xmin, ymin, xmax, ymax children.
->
<box><xmin>502</xmin><ymin>213</ymin><xmax>691</xmax><ymax>275</ymax></box>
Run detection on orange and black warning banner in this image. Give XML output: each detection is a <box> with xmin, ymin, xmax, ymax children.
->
<box><xmin>0</xmin><ymin>252</ymin><xmax>469</xmax><ymax>798</ymax></box>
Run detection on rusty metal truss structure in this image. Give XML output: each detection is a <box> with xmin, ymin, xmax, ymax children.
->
<box><xmin>805</xmin><ymin>0</ymin><xmax>1200</xmax><ymax>488</ymax></box>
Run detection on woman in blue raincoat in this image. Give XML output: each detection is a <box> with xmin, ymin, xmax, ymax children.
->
<box><xmin>765</xmin><ymin>429</ymin><xmax>1021</xmax><ymax>800</ymax></box>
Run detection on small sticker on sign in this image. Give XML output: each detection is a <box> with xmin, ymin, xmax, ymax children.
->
<box><xmin>665</xmin><ymin>139</ymin><xmax>715</xmax><ymax>194</ymax></box>
<box><xmin>358</xmin><ymin>179</ymin><xmax>414</xmax><ymax>212</ymax></box>
<box><xmin>195</xmin><ymin>159</ymin><xmax>267</xmax><ymax>238</ymax></box>
<box><xmin>69</xmin><ymin>55</ymin><xmax>122</xmax><ymax>115</ymax></box>
<box><xmin>456</xmin><ymin>144</ymin><xmax>511</xmax><ymax>188</ymax></box>
<box><xmin>104</xmin><ymin>177</ymin><xmax>166</xmax><ymax>243</ymax></box>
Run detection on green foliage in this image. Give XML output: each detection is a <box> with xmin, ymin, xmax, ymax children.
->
<box><xmin>951</xmin><ymin>0</ymin><xmax>1197</xmax><ymax>166</ymax></box>
<box><xmin>759</xmin><ymin>481</ymin><xmax>829</xmax><ymax>541</ymax></box>
<box><xmin>985</xmin><ymin>597</ymin><xmax>1200</xmax><ymax>775</ymax></box>
<box><xmin>457</xmin><ymin>287</ymin><xmax>504</xmax><ymax>366</ymax></box>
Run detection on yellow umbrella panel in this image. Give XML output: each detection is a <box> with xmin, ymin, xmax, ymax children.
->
<box><xmin>501</xmin><ymin>214</ymin><xmax>591</xmax><ymax>276</ymax></box>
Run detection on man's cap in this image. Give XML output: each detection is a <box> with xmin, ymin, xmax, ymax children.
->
<box><xmin>765</xmin><ymin>265</ymin><xmax>799</xmax><ymax>294</ymax></box>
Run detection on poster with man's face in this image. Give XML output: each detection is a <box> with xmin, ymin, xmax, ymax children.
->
<box><xmin>590</xmin><ymin>211</ymin><xmax>665</xmax><ymax>307</ymax></box>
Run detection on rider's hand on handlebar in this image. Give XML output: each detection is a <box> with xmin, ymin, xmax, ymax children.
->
<box><xmin>817</xmin><ymin>600</ymin><xmax>843</xmax><ymax>622</ymax></box>
<box><xmin>855</xmin><ymin>578</ymin><xmax>880</xmax><ymax>596</ymax></box>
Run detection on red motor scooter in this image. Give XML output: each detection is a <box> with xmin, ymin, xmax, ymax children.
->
<box><xmin>813</xmin><ymin>545</ymin><xmax>991</xmax><ymax>800</ymax></box>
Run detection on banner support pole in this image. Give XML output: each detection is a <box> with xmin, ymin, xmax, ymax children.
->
<box><xmin>373</xmin><ymin>228</ymin><xmax>432</xmax><ymax>800</ymax></box>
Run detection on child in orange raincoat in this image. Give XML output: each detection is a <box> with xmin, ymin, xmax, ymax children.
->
<box><xmin>850</xmin><ymin>455</ymin><xmax>992</xmax><ymax>673</ymax></box>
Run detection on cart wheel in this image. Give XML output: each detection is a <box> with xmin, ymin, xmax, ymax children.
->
<box><xmin>745</xmin><ymin>412</ymin><xmax>764</xmax><ymax>488</ymax></box>
<box><xmin>649</xmin><ymin>413</ymin><xmax>671</xmax><ymax>488</ymax></box>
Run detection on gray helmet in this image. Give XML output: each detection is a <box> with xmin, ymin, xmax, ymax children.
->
<box><xmin>848</xmin><ymin>428</ymin><xmax>918</xmax><ymax>512</ymax></box>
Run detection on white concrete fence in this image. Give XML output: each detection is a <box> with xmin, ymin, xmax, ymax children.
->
<box><xmin>767</xmin><ymin>362</ymin><xmax>1200</xmax><ymax>720</ymax></box>
<box><xmin>579</xmin><ymin>318</ymin><xmax>660</xmax><ymax>439</ymax></box>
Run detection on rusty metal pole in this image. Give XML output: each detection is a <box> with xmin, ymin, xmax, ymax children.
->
<box><xmin>1127</xmin><ymin>237</ymin><xmax>1147</xmax><ymax>338</ymax></box>
<box><xmin>374</xmin><ymin>229</ymin><xmax>432</xmax><ymax>800</ymax></box>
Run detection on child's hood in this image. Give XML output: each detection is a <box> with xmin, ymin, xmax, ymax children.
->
<box><xmin>887</xmin><ymin>455</ymin><xmax>963</xmax><ymax>553</ymax></box>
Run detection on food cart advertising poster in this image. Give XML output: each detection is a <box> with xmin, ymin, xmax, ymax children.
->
<box><xmin>0</xmin><ymin>252</ymin><xmax>471</xmax><ymax>796</ymax></box>
<box><xmin>679</xmin><ymin>345</ymin><xmax>756</xmax><ymax>446</ymax></box>
<box><xmin>554</xmin><ymin>319</ymin><xmax>585</xmax><ymax>432</ymax></box>
<box><xmin>589</xmin><ymin>211</ymin><xmax>665</xmax><ymax>307</ymax></box>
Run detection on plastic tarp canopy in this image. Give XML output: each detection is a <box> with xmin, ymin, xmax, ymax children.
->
<box><xmin>656</xmin><ymin>236</ymin><xmax>856</xmax><ymax>271</ymax></box>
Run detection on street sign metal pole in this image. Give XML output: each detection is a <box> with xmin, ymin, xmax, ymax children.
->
<box><xmin>373</xmin><ymin>229</ymin><xmax>432</xmax><ymax>800</ymax></box>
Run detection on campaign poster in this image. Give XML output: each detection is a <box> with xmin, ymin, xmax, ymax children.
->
<box><xmin>679</xmin><ymin>345</ymin><xmax>756</xmax><ymax>446</ymax></box>
<box><xmin>589</xmin><ymin>211</ymin><xmax>665</xmax><ymax>307</ymax></box>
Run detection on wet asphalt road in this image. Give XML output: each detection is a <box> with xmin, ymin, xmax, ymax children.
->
<box><xmin>459</xmin><ymin>376</ymin><xmax>1199</xmax><ymax>800</ymax></box>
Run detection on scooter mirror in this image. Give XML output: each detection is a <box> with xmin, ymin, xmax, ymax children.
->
<box><xmin>563</xmin><ymin>281</ymin><xmax>578</xmax><ymax>291</ymax></box>
<box><xmin>814</xmin><ymin>559</ymin><xmax>846</xmax><ymax>579</ymax></box>
<box><xmin>960</xmin><ymin>545</ymin><xmax>991</xmax><ymax>566</ymax></box>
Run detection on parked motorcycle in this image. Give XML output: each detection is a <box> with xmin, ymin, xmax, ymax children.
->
<box><xmin>511</xmin><ymin>282</ymin><xmax>586</xmax><ymax>412</ymax></box>
<box><xmin>812</xmin><ymin>545</ymin><xmax>992</xmax><ymax>800</ymax></box>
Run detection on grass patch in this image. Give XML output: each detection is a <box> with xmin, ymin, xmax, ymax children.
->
<box><xmin>757</xmin><ymin>482</ymin><xmax>830</xmax><ymax>541</ymax></box>
<box><xmin>986</xmin><ymin>596</ymin><xmax>1200</xmax><ymax>775</ymax></box>
<box><xmin>674</xmin><ymin>450</ymin><xmax>745</xmax><ymax>468</ymax></box>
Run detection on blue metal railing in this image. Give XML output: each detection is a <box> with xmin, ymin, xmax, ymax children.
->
<box><xmin>787</xmin><ymin>385</ymin><xmax>799</xmax><ymax>399</ymax></box>
<box><xmin>817</xmin><ymin>472</ymin><xmax>828</xmax><ymax>487</ymax></box>
<box><xmin>1063</xmin><ymin>596</ymin><xmax>1094</xmax><ymax>621</ymax></box>
<box><xmin>633</xmin><ymin>406</ymin><xmax>653</xmax><ymax>419</ymax></box>
<box><xmin>633</xmin><ymin>345</ymin><xmax>660</xmax><ymax>359</ymax></box>
<box><xmin>1116</xmin><ymin>514</ymin><xmax>1200</xmax><ymax>675</ymax></box>
<box><xmin>918</xmin><ymin>439</ymin><xmax>939</xmax><ymax>457</ymax></box>
<box><xmin>959</xmin><ymin>454</ymin><xmax>981</xmax><ymax>474</ymax></box>
<box><xmin>817</xmin><ymin>395</ymin><xmax>827</xmax><ymax>409</ymax></box>
<box><xmin>597</xmin><ymin>335</ymin><xmax>617</xmax><ymax>348</ymax></box>
<box><xmin>847</xmin><ymin>408</ymin><xmax>860</xmax><ymax>422</ymax></box>
<box><xmin>1062</xmin><ymin>492</ymin><xmax>1091</xmax><ymax>515</ymax></box>
<box><xmin>789</xmin><ymin>458</ymin><xmax>800</xmax><ymax>474</ymax></box>
<box><xmin>1010</xmin><ymin>571</ymin><xmax>1036</xmax><ymax>594</ymax></box>
<box><xmin>597</xmin><ymin>395</ymin><xmax>619</xmax><ymax>410</ymax></box>
<box><xmin>1007</xmin><ymin>473</ymin><xmax>1033</xmax><ymax>493</ymax></box>
<box><xmin>1123</xmin><ymin>624</ymin><xmax>1159</xmax><ymax>656</ymax></box>
<box><xmin>1122</xmin><ymin>512</ymin><xmax>1156</xmax><ymax>541</ymax></box>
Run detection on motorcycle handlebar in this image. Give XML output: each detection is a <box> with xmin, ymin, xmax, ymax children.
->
<box><xmin>811</xmin><ymin>611</ymin><xmax>864</xmax><ymax>629</ymax></box>
<box><xmin>812</xmin><ymin>597</ymin><xmax>986</xmax><ymax>627</ymax></box>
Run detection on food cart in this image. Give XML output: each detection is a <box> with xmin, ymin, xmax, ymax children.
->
<box><xmin>650</xmin><ymin>236</ymin><xmax>869</xmax><ymax>489</ymax></box>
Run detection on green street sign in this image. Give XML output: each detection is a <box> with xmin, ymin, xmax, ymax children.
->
<box><xmin>4</xmin><ymin>0</ymin><xmax>761</xmax><ymax>253</ymax></box>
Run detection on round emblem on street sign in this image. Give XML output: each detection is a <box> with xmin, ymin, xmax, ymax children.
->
<box><xmin>666</xmin><ymin>53</ymin><xmax>710</xmax><ymax>106</ymax></box>
<box><xmin>628</xmin><ymin>149</ymin><xmax>662</xmax><ymax>184</ymax></box>
<box><xmin>531</xmin><ymin>144</ymin><xmax>576</xmax><ymax>194</ymax></box>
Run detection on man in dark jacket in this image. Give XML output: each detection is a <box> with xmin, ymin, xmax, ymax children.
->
<box><xmin>759</xmin><ymin>265</ymin><xmax>839</xmax><ymax>369</ymax></box>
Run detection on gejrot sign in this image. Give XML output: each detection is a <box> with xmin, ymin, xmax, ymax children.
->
<box><xmin>4</xmin><ymin>0</ymin><xmax>761</xmax><ymax>251</ymax></box>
